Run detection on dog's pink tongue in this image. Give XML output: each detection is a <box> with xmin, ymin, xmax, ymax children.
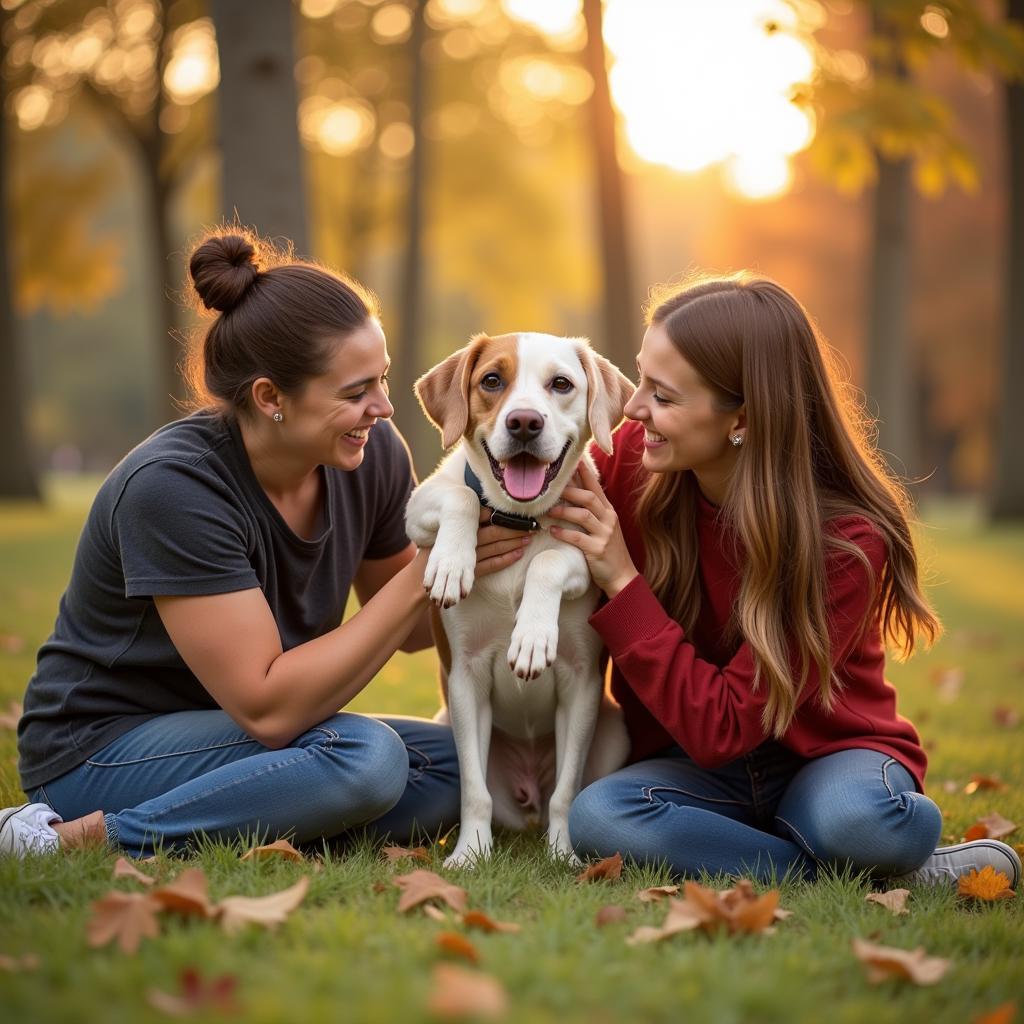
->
<box><xmin>503</xmin><ymin>454</ymin><xmax>547</xmax><ymax>501</ymax></box>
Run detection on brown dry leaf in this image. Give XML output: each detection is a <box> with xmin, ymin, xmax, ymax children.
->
<box><xmin>965</xmin><ymin>774</ymin><xmax>1007</xmax><ymax>795</ymax></box>
<box><xmin>217</xmin><ymin>876</ymin><xmax>310</xmax><ymax>935</ymax></box>
<box><xmin>637</xmin><ymin>885</ymin><xmax>680</xmax><ymax>903</ymax></box>
<box><xmin>865</xmin><ymin>889</ymin><xmax>910</xmax><ymax>915</ymax></box>
<box><xmin>150</xmin><ymin>869</ymin><xmax>215</xmax><ymax>918</ymax></box>
<box><xmin>0</xmin><ymin>699</ymin><xmax>22</xmax><ymax>730</ymax></box>
<box><xmin>382</xmin><ymin>844</ymin><xmax>430</xmax><ymax>864</ymax></box>
<box><xmin>975</xmin><ymin>813</ymin><xmax>1018</xmax><ymax>840</ymax></box>
<box><xmin>965</xmin><ymin>823</ymin><xmax>990</xmax><ymax>841</ymax></box>
<box><xmin>0</xmin><ymin>953</ymin><xmax>40</xmax><ymax>971</ymax></box>
<box><xmin>957</xmin><ymin>866</ymin><xmax>1016</xmax><ymax>902</ymax></box>
<box><xmin>239</xmin><ymin>838</ymin><xmax>303</xmax><ymax>863</ymax></box>
<box><xmin>436</xmin><ymin>931</ymin><xmax>481</xmax><ymax>965</ymax></box>
<box><xmin>462</xmin><ymin>910</ymin><xmax>521</xmax><ymax>934</ymax></box>
<box><xmin>595</xmin><ymin>905</ymin><xmax>627</xmax><ymax>927</ymax></box>
<box><xmin>147</xmin><ymin>966</ymin><xmax>241</xmax><ymax>1016</ymax></box>
<box><xmin>113</xmin><ymin>856</ymin><xmax>155</xmax><ymax>887</ymax></box>
<box><xmin>852</xmin><ymin>937</ymin><xmax>952</xmax><ymax>985</ymax></box>
<box><xmin>0</xmin><ymin>634</ymin><xmax>25</xmax><ymax>655</ymax></box>
<box><xmin>972</xmin><ymin>1003</ymin><xmax>1017</xmax><ymax>1024</ymax></box>
<box><xmin>86</xmin><ymin>891</ymin><xmax>161</xmax><ymax>954</ymax></box>
<box><xmin>576</xmin><ymin>852</ymin><xmax>623</xmax><ymax>883</ymax></box>
<box><xmin>423</xmin><ymin>905</ymin><xmax>449</xmax><ymax>923</ymax></box>
<box><xmin>626</xmin><ymin>897</ymin><xmax>706</xmax><ymax>945</ymax></box>
<box><xmin>993</xmin><ymin>706</ymin><xmax>1020</xmax><ymax>729</ymax></box>
<box><xmin>426</xmin><ymin>963</ymin><xmax>508</xmax><ymax>1019</ymax></box>
<box><xmin>393</xmin><ymin>869</ymin><xmax>468</xmax><ymax>915</ymax></box>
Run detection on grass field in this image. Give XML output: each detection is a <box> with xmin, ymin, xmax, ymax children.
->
<box><xmin>0</xmin><ymin>480</ymin><xmax>1021</xmax><ymax>1024</ymax></box>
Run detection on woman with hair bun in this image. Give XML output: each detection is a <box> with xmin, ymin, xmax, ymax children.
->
<box><xmin>1</xmin><ymin>231</ymin><xmax>527</xmax><ymax>858</ymax></box>
<box><xmin>551</xmin><ymin>273</ymin><xmax>1020</xmax><ymax>889</ymax></box>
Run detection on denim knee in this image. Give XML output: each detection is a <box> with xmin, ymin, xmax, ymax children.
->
<box><xmin>569</xmin><ymin>777</ymin><xmax>622</xmax><ymax>857</ymax></box>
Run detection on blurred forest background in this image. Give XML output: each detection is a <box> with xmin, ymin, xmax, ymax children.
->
<box><xmin>2</xmin><ymin>0</ymin><xmax>1023</xmax><ymax>514</ymax></box>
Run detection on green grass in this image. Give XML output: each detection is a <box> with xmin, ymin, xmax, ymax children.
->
<box><xmin>0</xmin><ymin>484</ymin><xmax>1021</xmax><ymax>1023</ymax></box>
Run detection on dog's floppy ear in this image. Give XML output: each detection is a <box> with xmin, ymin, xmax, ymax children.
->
<box><xmin>415</xmin><ymin>334</ymin><xmax>488</xmax><ymax>450</ymax></box>
<box><xmin>576</xmin><ymin>340</ymin><xmax>636</xmax><ymax>455</ymax></box>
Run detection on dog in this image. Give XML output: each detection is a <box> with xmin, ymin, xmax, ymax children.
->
<box><xmin>405</xmin><ymin>331</ymin><xmax>635</xmax><ymax>867</ymax></box>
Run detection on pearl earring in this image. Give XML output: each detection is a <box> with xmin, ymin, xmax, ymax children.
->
<box><xmin>273</xmin><ymin>412</ymin><xmax>283</xmax><ymax>423</ymax></box>
<box><xmin>730</xmin><ymin>434</ymin><xmax>743</xmax><ymax>447</ymax></box>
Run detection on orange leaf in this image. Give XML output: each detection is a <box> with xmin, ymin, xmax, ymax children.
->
<box><xmin>86</xmin><ymin>891</ymin><xmax>161</xmax><ymax>954</ymax></box>
<box><xmin>382</xmin><ymin>844</ymin><xmax>429</xmax><ymax>864</ymax></box>
<box><xmin>595</xmin><ymin>905</ymin><xmax>627</xmax><ymax>927</ymax></box>
<box><xmin>992</xmin><ymin>706</ymin><xmax>1020</xmax><ymax>729</ymax></box>
<box><xmin>965</xmin><ymin>775</ymin><xmax>1007</xmax><ymax>794</ymax></box>
<box><xmin>462</xmin><ymin>910</ymin><xmax>521</xmax><ymax>934</ymax></box>
<box><xmin>239</xmin><ymin>838</ymin><xmax>303</xmax><ymax>862</ymax></box>
<box><xmin>852</xmin><ymin>937</ymin><xmax>952</xmax><ymax>985</ymax></box>
<box><xmin>865</xmin><ymin>889</ymin><xmax>910</xmax><ymax>915</ymax></box>
<box><xmin>964</xmin><ymin>823</ymin><xmax>990</xmax><ymax>841</ymax></box>
<box><xmin>0</xmin><ymin>698</ymin><xmax>22</xmax><ymax>730</ymax></box>
<box><xmin>426</xmin><ymin>963</ymin><xmax>508</xmax><ymax>1019</ymax></box>
<box><xmin>972</xmin><ymin>1002</ymin><xmax>1017</xmax><ymax>1024</ymax></box>
<box><xmin>150</xmin><ymin>869</ymin><xmax>215</xmax><ymax>918</ymax></box>
<box><xmin>147</xmin><ymin>966</ymin><xmax>241</xmax><ymax>1016</ymax></box>
<box><xmin>217</xmin><ymin>876</ymin><xmax>310</xmax><ymax>935</ymax></box>
<box><xmin>436</xmin><ymin>931</ymin><xmax>481</xmax><ymax>964</ymax></box>
<box><xmin>113</xmin><ymin>856</ymin><xmax>155</xmax><ymax>886</ymax></box>
<box><xmin>957</xmin><ymin>865</ymin><xmax>1016</xmax><ymax>902</ymax></box>
<box><xmin>636</xmin><ymin>885</ymin><xmax>680</xmax><ymax>902</ymax></box>
<box><xmin>576</xmin><ymin>852</ymin><xmax>623</xmax><ymax>882</ymax></box>
<box><xmin>0</xmin><ymin>953</ymin><xmax>40</xmax><ymax>971</ymax></box>
<box><xmin>393</xmin><ymin>870</ymin><xmax>467</xmax><ymax>914</ymax></box>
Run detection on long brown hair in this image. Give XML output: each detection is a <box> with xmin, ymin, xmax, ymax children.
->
<box><xmin>636</xmin><ymin>273</ymin><xmax>941</xmax><ymax>736</ymax></box>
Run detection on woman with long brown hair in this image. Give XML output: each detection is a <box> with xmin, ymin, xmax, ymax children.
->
<box><xmin>551</xmin><ymin>273</ymin><xmax>1020</xmax><ymax>886</ymax></box>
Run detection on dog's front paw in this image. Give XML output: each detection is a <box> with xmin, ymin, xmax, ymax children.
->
<box><xmin>546</xmin><ymin>822</ymin><xmax>580</xmax><ymax>866</ymax></box>
<box><xmin>507</xmin><ymin>620</ymin><xmax>559</xmax><ymax>680</ymax></box>
<box><xmin>443</xmin><ymin>826</ymin><xmax>492</xmax><ymax>868</ymax></box>
<box><xmin>423</xmin><ymin>545</ymin><xmax>476</xmax><ymax>608</ymax></box>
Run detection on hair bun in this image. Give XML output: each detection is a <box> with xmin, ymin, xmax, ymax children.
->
<box><xmin>189</xmin><ymin>234</ymin><xmax>259</xmax><ymax>312</ymax></box>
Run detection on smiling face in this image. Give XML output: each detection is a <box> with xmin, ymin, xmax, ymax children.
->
<box><xmin>624</xmin><ymin>322</ymin><xmax>743</xmax><ymax>484</ymax></box>
<box><xmin>278</xmin><ymin>318</ymin><xmax>394</xmax><ymax>471</ymax></box>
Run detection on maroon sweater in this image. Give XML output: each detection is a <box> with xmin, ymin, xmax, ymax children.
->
<box><xmin>590</xmin><ymin>419</ymin><xmax>927</xmax><ymax>791</ymax></box>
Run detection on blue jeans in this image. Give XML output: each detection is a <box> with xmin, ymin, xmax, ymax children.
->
<box><xmin>568</xmin><ymin>743</ymin><xmax>942</xmax><ymax>882</ymax></box>
<box><xmin>30</xmin><ymin>711</ymin><xmax>460</xmax><ymax>858</ymax></box>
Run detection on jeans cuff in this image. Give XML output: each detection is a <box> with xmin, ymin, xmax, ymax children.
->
<box><xmin>102</xmin><ymin>813</ymin><xmax>120</xmax><ymax>849</ymax></box>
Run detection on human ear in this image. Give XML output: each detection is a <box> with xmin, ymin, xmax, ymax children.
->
<box><xmin>250</xmin><ymin>377</ymin><xmax>283</xmax><ymax>421</ymax></box>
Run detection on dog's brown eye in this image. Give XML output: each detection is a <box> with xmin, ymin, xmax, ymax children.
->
<box><xmin>480</xmin><ymin>373</ymin><xmax>503</xmax><ymax>391</ymax></box>
<box><xmin>551</xmin><ymin>376</ymin><xmax>574</xmax><ymax>393</ymax></box>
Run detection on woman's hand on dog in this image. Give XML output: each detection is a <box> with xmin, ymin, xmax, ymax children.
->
<box><xmin>475</xmin><ymin>507</ymin><xmax>532</xmax><ymax>578</ymax></box>
<box><xmin>548</xmin><ymin>460</ymin><xmax>639</xmax><ymax>598</ymax></box>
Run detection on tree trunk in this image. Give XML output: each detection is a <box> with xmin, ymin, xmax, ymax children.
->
<box><xmin>209</xmin><ymin>0</ymin><xmax>309</xmax><ymax>254</ymax></box>
<box><xmin>393</xmin><ymin>0</ymin><xmax>432</xmax><ymax>479</ymax></box>
<box><xmin>0</xmin><ymin>6</ymin><xmax>41</xmax><ymax>499</ymax></box>
<box><xmin>582</xmin><ymin>0</ymin><xmax>635</xmax><ymax>373</ymax></box>
<box><xmin>990</xmin><ymin>0</ymin><xmax>1024</xmax><ymax>520</ymax></box>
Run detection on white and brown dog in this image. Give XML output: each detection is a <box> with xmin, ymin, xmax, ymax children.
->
<box><xmin>405</xmin><ymin>332</ymin><xmax>635</xmax><ymax>867</ymax></box>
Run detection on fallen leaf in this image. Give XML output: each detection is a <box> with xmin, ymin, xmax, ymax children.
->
<box><xmin>147</xmin><ymin>967</ymin><xmax>241</xmax><ymax>1016</ymax></box>
<box><xmin>393</xmin><ymin>870</ymin><xmax>467</xmax><ymax>914</ymax></box>
<box><xmin>965</xmin><ymin>823</ymin><xmax>990</xmax><ymax>841</ymax></box>
<box><xmin>240</xmin><ymin>838</ymin><xmax>303</xmax><ymax>862</ymax></box>
<box><xmin>423</xmin><ymin>905</ymin><xmax>449</xmax><ymax>923</ymax></box>
<box><xmin>636</xmin><ymin>885</ymin><xmax>680</xmax><ymax>902</ymax></box>
<box><xmin>436</xmin><ymin>931</ymin><xmax>481</xmax><ymax>964</ymax></box>
<box><xmin>941</xmin><ymin>779</ymin><xmax>960</xmax><ymax>794</ymax></box>
<box><xmin>151</xmin><ymin>869</ymin><xmax>215</xmax><ymax>918</ymax></box>
<box><xmin>964</xmin><ymin>774</ymin><xmax>1007</xmax><ymax>795</ymax></box>
<box><xmin>86</xmin><ymin>891</ymin><xmax>161</xmax><ymax>954</ymax></box>
<box><xmin>576</xmin><ymin>852</ymin><xmax>623</xmax><ymax>883</ymax></box>
<box><xmin>595</xmin><ymin>905</ymin><xmax>627</xmax><ymax>927</ymax></box>
<box><xmin>852</xmin><ymin>937</ymin><xmax>952</xmax><ymax>985</ymax></box>
<box><xmin>957</xmin><ymin>866</ymin><xmax>1016</xmax><ymax>902</ymax></box>
<box><xmin>970</xmin><ymin>813</ymin><xmax>1018</xmax><ymax>840</ymax></box>
<box><xmin>993</xmin><ymin>706</ymin><xmax>1020</xmax><ymax>729</ymax></box>
<box><xmin>972</xmin><ymin>1003</ymin><xmax>1017</xmax><ymax>1024</ymax></box>
<box><xmin>462</xmin><ymin>910</ymin><xmax>521</xmax><ymax>934</ymax></box>
<box><xmin>865</xmin><ymin>889</ymin><xmax>910</xmax><ymax>915</ymax></box>
<box><xmin>0</xmin><ymin>953</ymin><xmax>40</xmax><ymax>971</ymax></box>
<box><xmin>426</xmin><ymin>963</ymin><xmax>508</xmax><ymax>1019</ymax></box>
<box><xmin>113</xmin><ymin>856</ymin><xmax>155</xmax><ymax>886</ymax></box>
<box><xmin>930</xmin><ymin>666</ymin><xmax>963</xmax><ymax>703</ymax></box>
<box><xmin>217</xmin><ymin>876</ymin><xmax>310</xmax><ymax>935</ymax></box>
<box><xmin>382</xmin><ymin>844</ymin><xmax>429</xmax><ymax>864</ymax></box>
<box><xmin>0</xmin><ymin>634</ymin><xmax>25</xmax><ymax>655</ymax></box>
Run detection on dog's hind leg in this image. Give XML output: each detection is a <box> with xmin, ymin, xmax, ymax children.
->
<box><xmin>444</xmin><ymin>662</ymin><xmax>495</xmax><ymax>868</ymax></box>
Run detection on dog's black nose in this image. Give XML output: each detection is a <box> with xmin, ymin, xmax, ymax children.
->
<box><xmin>505</xmin><ymin>408</ymin><xmax>544</xmax><ymax>442</ymax></box>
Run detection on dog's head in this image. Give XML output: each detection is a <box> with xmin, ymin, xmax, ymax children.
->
<box><xmin>415</xmin><ymin>332</ymin><xmax>634</xmax><ymax>514</ymax></box>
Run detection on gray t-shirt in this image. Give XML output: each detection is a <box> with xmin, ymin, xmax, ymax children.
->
<box><xmin>18</xmin><ymin>410</ymin><xmax>414</xmax><ymax>790</ymax></box>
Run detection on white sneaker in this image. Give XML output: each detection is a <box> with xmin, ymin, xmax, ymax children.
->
<box><xmin>891</xmin><ymin>839</ymin><xmax>1021</xmax><ymax>888</ymax></box>
<box><xmin>0</xmin><ymin>803</ymin><xmax>62</xmax><ymax>857</ymax></box>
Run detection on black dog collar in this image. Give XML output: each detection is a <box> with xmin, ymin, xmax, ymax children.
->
<box><xmin>464</xmin><ymin>463</ymin><xmax>540</xmax><ymax>532</ymax></box>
